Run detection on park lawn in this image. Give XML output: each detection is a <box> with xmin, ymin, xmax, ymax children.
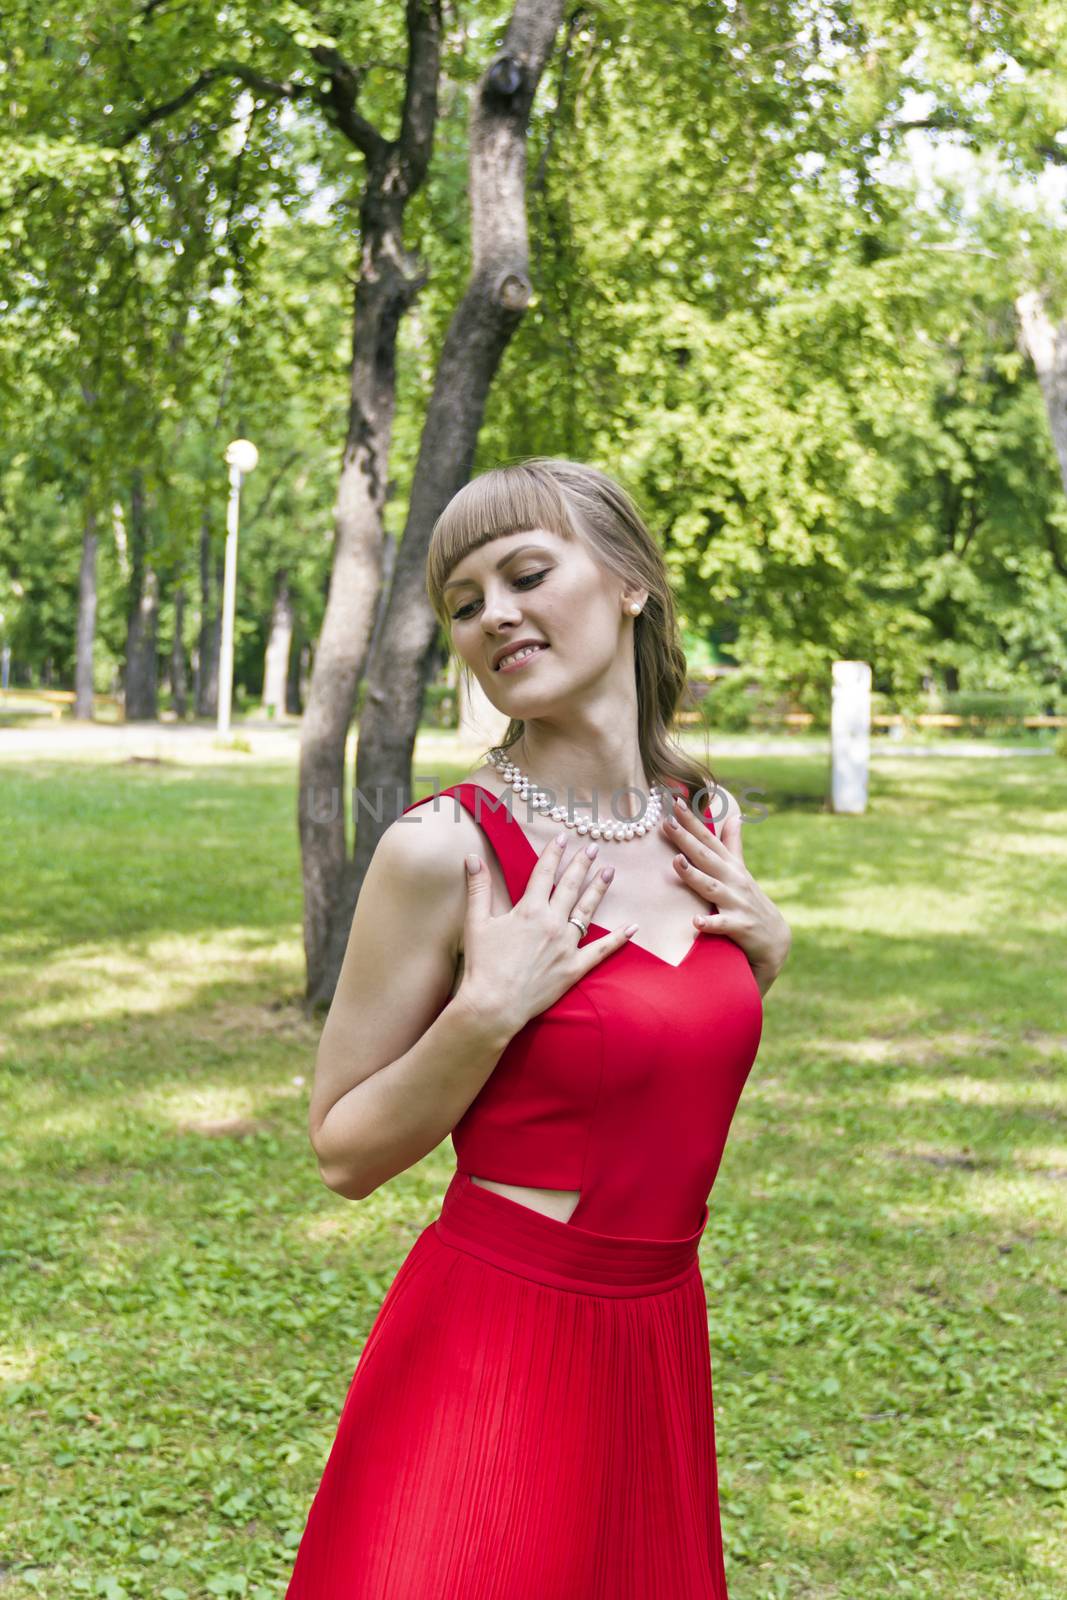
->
<box><xmin>0</xmin><ymin>741</ymin><xmax>1065</xmax><ymax>1600</ymax></box>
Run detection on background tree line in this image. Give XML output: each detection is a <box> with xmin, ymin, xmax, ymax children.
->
<box><xmin>2</xmin><ymin>0</ymin><xmax>1066</xmax><ymax>999</ymax></box>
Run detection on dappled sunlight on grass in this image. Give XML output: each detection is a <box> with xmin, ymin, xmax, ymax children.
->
<box><xmin>302</xmin><ymin>1211</ymin><xmax>356</xmax><ymax>1243</ymax></box>
<box><xmin>15</xmin><ymin>929</ymin><xmax>302</xmax><ymax>1030</ymax></box>
<box><xmin>820</xmin><ymin>883</ymin><xmax>998</xmax><ymax>932</ymax></box>
<box><xmin>1012</xmin><ymin>1143</ymin><xmax>1067</xmax><ymax>1172</ymax></box>
<box><xmin>998</xmin><ymin>831</ymin><xmax>1067</xmax><ymax>857</ymax></box>
<box><xmin>20</xmin><ymin>1104</ymin><xmax>106</xmax><ymax>1141</ymax></box>
<box><xmin>818</xmin><ymin>1029</ymin><xmax>1008</xmax><ymax>1065</ymax></box>
<box><xmin>959</xmin><ymin>1173</ymin><xmax>1067</xmax><ymax>1230</ymax></box>
<box><xmin>2</xmin><ymin>750</ymin><xmax>1065</xmax><ymax>1598</ymax></box>
<box><xmin>888</xmin><ymin>1075</ymin><xmax>1067</xmax><ymax>1107</ymax></box>
<box><xmin>781</xmin><ymin>1466</ymin><xmax>884</xmax><ymax>1535</ymax></box>
<box><xmin>145</xmin><ymin>1081</ymin><xmax>265</xmax><ymax>1130</ymax></box>
<box><xmin>299</xmin><ymin>1202</ymin><xmax>423</xmax><ymax>1252</ymax></box>
<box><xmin>0</xmin><ymin>1346</ymin><xmax>37</xmax><ymax>1386</ymax></box>
<box><xmin>1022</xmin><ymin>1031</ymin><xmax>1067</xmax><ymax>1059</ymax></box>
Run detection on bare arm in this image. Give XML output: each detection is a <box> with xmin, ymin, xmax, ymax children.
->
<box><xmin>308</xmin><ymin>804</ymin><xmax>520</xmax><ymax>1200</ymax></box>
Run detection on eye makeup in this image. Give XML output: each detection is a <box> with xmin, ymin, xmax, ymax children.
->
<box><xmin>450</xmin><ymin>568</ymin><xmax>550</xmax><ymax>621</ymax></box>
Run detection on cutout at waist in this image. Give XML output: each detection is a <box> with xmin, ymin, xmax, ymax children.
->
<box><xmin>468</xmin><ymin>1173</ymin><xmax>581</xmax><ymax>1225</ymax></box>
<box><xmin>434</xmin><ymin>1171</ymin><xmax>708</xmax><ymax>1296</ymax></box>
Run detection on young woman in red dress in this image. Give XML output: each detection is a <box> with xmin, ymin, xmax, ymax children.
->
<box><xmin>285</xmin><ymin>458</ymin><xmax>792</xmax><ymax>1598</ymax></box>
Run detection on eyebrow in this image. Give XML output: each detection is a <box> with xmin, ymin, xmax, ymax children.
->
<box><xmin>443</xmin><ymin>543</ymin><xmax>555</xmax><ymax>594</ymax></box>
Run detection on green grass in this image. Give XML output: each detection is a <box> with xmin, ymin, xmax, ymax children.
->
<box><xmin>1</xmin><ymin>743</ymin><xmax>1065</xmax><ymax>1598</ymax></box>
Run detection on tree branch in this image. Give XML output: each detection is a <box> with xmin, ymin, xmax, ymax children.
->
<box><xmin>115</xmin><ymin>61</ymin><xmax>318</xmax><ymax>146</ymax></box>
<box><xmin>392</xmin><ymin>0</ymin><xmax>444</xmax><ymax>193</ymax></box>
<box><xmin>308</xmin><ymin>45</ymin><xmax>387</xmax><ymax>159</ymax></box>
<box><xmin>244</xmin><ymin>449</ymin><xmax>302</xmax><ymax>529</ymax></box>
<box><xmin>883</xmin><ymin>112</ymin><xmax>970</xmax><ymax>139</ymax></box>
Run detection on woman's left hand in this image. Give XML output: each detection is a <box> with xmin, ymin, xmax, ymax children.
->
<box><xmin>662</xmin><ymin>793</ymin><xmax>791</xmax><ymax>997</ymax></box>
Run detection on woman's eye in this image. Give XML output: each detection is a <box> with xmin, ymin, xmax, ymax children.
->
<box><xmin>451</xmin><ymin>570</ymin><xmax>549</xmax><ymax>621</ymax></box>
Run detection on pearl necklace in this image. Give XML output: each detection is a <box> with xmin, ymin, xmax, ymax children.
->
<box><xmin>488</xmin><ymin>746</ymin><xmax>666</xmax><ymax>842</ymax></box>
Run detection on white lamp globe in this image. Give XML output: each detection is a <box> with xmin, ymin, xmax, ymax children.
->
<box><xmin>224</xmin><ymin>439</ymin><xmax>259</xmax><ymax>474</ymax></box>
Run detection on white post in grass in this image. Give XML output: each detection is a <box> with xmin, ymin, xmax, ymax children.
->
<box><xmin>831</xmin><ymin>660</ymin><xmax>871</xmax><ymax>814</ymax></box>
<box><xmin>218</xmin><ymin>439</ymin><xmax>259</xmax><ymax>738</ymax></box>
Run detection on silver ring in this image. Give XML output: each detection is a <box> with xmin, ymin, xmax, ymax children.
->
<box><xmin>567</xmin><ymin>914</ymin><xmax>589</xmax><ymax>937</ymax></box>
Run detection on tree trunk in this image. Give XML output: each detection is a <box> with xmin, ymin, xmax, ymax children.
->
<box><xmin>124</xmin><ymin>471</ymin><xmax>159</xmax><ymax>721</ymax></box>
<box><xmin>74</xmin><ymin>506</ymin><xmax>98</xmax><ymax>720</ymax></box>
<box><xmin>1017</xmin><ymin>290</ymin><xmax>1067</xmax><ymax>494</ymax></box>
<box><xmin>112</xmin><ymin>499</ymin><xmax>129</xmax><ymax>580</ymax></box>
<box><xmin>286</xmin><ymin>626</ymin><xmax>305</xmax><ymax>715</ymax></box>
<box><xmin>195</xmin><ymin>508</ymin><xmax>221</xmax><ymax>718</ymax></box>
<box><xmin>1016</xmin><ymin>289</ymin><xmax>1067</xmax><ymax>579</ymax></box>
<box><xmin>262</xmin><ymin>571</ymin><xmax>294</xmax><ymax>716</ymax></box>
<box><xmin>171</xmin><ymin>582</ymin><xmax>188</xmax><ymax>719</ymax></box>
<box><xmin>297</xmin><ymin>0</ymin><xmax>444</xmax><ymax>1002</ymax></box>
<box><xmin>308</xmin><ymin>0</ymin><xmax>567</xmax><ymax>1005</ymax></box>
<box><xmin>368</xmin><ymin>533</ymin><xmax>398</xmax><ymax>661</ymax></box>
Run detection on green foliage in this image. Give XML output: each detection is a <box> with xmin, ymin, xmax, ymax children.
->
<box><xmin>697</xmin><ymin>673</ymin><xmax>761</xmax><ymax>734</ymax></box>
<box><xmin>1</xmin><ymin>0</ymin><xmax>1066</xmax><ymax>720</ymax></box>
<box><xmin>421</xmin><ymin>682</ymin><xmax>459</xmax><ymax>729</ymax></box>
<box><xmin>938</xmin><ymin>689</ymin><xmax>1047</xmax><ymax>723</ymax></box>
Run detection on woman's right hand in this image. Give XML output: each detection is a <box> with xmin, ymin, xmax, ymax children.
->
<box><xmin>458</xmin><ymin>834</ymin><xmax>636</xmax><ymax>1036</ymax></box>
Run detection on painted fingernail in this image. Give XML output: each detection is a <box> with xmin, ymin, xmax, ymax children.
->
<box><xmin>585</xmin><ymin>842</ymin><xmax>599</xmax><ymax>857</ymax></box>
<box><xmin>676</xmin><ymin>856</ymin><xmax>688</xmax><ymax>870</ymax></box>
<box><xmin>601</xmin><ymin>865</ymin><xmax>614</xmax><ymax>882</ymax></box>
<box><xmin>555</xmin><ymin>832</ymin><xmax>566</xmax><ymax>845</ymax></box>
<box><xmin>624</xmin><ymin>922</ymin><xmax>639</xmax><ymax>936</ymax></box>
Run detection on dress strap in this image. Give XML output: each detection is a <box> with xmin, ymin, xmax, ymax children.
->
<box><xmin>400</xmin><ymin>783</ymin><xmax>536</xmax><ymax>908</ymax></box>
<box><xmin>671</xmin><ymin>783</ymin><xmax>717</xmax><ymax>835</ymax></box>
<box><xmin>401</xmin><ymin>781</ymin><xmax>717</xmax><ymax>905</ymax></box>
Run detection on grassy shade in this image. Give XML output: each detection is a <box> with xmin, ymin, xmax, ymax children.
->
<box><xmin>0</xmin><ymin>744</ymin><xmax>1065</xmax><ymax>1598</ymax></box>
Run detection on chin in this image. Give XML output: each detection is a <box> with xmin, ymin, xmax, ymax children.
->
<box><xmin>485</xmin><ymin>678</ymin><xmax>566</xmax><ymax>718</ymax></box>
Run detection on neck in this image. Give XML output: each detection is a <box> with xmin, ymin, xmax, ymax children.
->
<box><xmin>501</xmin><ymin>729</ymin><xmax>654</xmax><ymax>817</ymax></box>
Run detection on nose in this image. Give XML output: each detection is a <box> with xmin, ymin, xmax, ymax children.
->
<box><xmin>480</xmin><ymin>582</ymin><xmax>525</xmax><ymax>633</ymax></box>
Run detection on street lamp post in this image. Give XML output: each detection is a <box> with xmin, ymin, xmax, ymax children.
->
<box><xmin>218</xmin><ymin>439</ymin><xmax>259</xmax><ymax>738</ymax></box>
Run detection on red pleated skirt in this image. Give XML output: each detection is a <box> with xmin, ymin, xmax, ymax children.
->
<box><xmin>284</xmin><ymin>1170</ymin><xmax>729</xmax><ymax>1599</ymax></box>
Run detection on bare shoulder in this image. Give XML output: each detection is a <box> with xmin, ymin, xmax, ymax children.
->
<box><xmin>382</xmin><ymin>774</ymin><xmax>513</xmax><ymax>960</ymax></box>
<box><xmin>375</xmin><ymin>790</ymin><xmax>486</xmax><ymax>900</ymax></box>
<box><xmin>465</xmin><ymin>761</ymin><xmax>506</xmax><ymax>795</ymax></box>
<box><xmin>309</xmin><ymin>794</ymin><xmax>484</xmax><ymax>1147</ymax></box>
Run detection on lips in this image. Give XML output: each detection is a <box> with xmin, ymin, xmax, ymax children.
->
<box><xmin>493</xmin><ymin>642</ymin><xmax>549</xmax><ymax>671</ymax></box>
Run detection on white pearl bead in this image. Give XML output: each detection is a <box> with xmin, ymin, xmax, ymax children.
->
<box><xmin>488</xmin><ymin>748</ymin><xmax>671</xmax><ymax>844</ymax></box>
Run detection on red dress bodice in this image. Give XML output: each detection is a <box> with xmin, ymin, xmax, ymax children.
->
<box><xmin>400</xmin><ymin>782</ymin><xmax>763</xmax><ymax>1239</ymax></box>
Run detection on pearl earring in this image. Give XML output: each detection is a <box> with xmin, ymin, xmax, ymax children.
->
<box><xmin>626</xmin><ymin>601</ymin><xmax>642</xmax><ymax>616</ymax></box>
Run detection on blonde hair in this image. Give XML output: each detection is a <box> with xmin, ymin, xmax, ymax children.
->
<box><xmin>426</xmin><ymin>457</ymin><xmax>719</xmax><ymax>814</ymax></box>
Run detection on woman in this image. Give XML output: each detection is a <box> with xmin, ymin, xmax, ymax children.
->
<box><xmin>285</xmin><ymin>458</ymin><xmax>791</xmax><ymax>1599</ymax></box>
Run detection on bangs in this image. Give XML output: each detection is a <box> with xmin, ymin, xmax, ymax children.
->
<box><xmin>427</xmin><ymin>462</ymin><xmax>582</xmax><ymax>620</ymax></box>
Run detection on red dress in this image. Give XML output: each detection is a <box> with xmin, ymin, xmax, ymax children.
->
<box><xmin>285</xmin><ymin>782</ymin><xmax>763</xmax><ymax>1599</ymax></box>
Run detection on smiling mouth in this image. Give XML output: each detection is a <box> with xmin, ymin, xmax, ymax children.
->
<box><xmin>495</xmin><ymin>644</ymin><xmax>550</xmax><ymax>671</ymax></box>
